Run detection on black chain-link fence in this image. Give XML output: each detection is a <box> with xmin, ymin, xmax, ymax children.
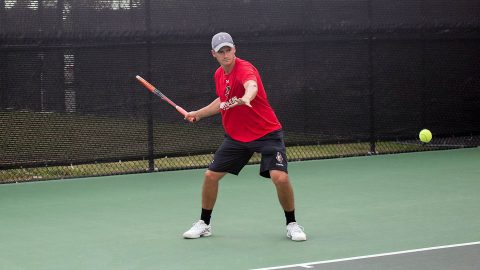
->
<box><xmin>1</xmin><ymin>0</ymin><xmax>480</xmax><ymax>183</ymax></box>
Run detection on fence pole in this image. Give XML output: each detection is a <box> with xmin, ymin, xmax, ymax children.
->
<box><xmin>367</xmin><ymin>0</ymin><xmax>377</xmax><ymax>154</ymax></box>
<box><xmin>145</xmin><ymin>0</ymin><xmax>155</xmax><ymax>172</ymax></box>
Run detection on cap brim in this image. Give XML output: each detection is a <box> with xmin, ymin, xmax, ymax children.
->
<box><xmin>213</xmin><ymin>42</ymin><xmax>235</xmax><ymax>52</ymax></box>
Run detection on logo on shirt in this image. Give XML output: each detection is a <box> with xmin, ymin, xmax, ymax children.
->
<box><xmin>220</xmin><ymin>96</ymin><xmax>238</xmax><ymax>110</ymax></box>
<box><xmin>225</xmin><ymin>85</ymin><xmax>231</xmax><ymax>98</ymax></box>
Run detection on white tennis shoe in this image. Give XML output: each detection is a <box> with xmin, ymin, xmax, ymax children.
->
<box><xmin>183</xmin><ymin>220</ymin><xmax>212</xmax><ymax>239</ymax></box>
<box><xmin>286</xmin><ymin>222</ymin><xmax>307</xmax><ymax>241</ymax></box>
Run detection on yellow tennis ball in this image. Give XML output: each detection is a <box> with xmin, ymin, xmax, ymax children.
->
<box><xmin>419</xmin><ymin>129</ymin><xmax>432</xmax><ymax>143</ymax></box>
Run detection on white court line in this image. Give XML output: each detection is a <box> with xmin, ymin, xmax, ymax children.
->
<box><xmin>250</xmin><ymin>241</ymin><xmax>480</xmax><ymax>270</ymax></box>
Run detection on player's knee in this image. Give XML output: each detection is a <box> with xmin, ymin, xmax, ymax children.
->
<box><xmin>204</xmin><ymin>170</ymin><xmax>223</xmax><ymax>182</ymax></box>
<box><xmin>271</xmin><ymin>170</ymin><xmax>289</xmax><ymax>185</ymax></box>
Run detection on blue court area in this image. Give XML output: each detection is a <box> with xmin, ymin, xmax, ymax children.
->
<box><xmin>1</xmin><ymin>148</ymin><xmax>479</xmax><ymax>270</ymax></box>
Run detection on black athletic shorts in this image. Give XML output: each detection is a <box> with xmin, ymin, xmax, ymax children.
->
<box><xmin>208</xmin><ymin>129</ymin><xmax>288</xmax><ymax>178</ymax></box>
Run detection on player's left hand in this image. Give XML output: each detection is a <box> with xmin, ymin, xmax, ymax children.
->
<box><xmin>220</xmin><ymin>97</ymin><xmax>252</xmax><ymax>110</ymax></box>
<box><xmin>236</xmin><ymin>96</ymin><xmax>252</xmax><ymax>107</ymax></box>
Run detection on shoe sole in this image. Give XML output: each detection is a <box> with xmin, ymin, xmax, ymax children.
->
<box><xmin>290</xmin><ymin>236</ymin><xmax>307</xmax><ymax>241</ymax></box>
<box><xmin>287</xmin><ymin>234</ymin><xmax>307</xmax><ymax>241</ymax></box>
<box><xmin>183</xmin><ymin>231</ymin><xmax>212</xmax><ymax>239</ymax></box>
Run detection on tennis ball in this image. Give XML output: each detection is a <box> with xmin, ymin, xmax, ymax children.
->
<box><xmin>419</xmin><ymin>129</ymin><xmax>432</xmax><ymax>143</ymax></box>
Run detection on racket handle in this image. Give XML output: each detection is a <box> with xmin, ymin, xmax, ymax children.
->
<box><xmin>176</xmin><ymin>106</ymin><xmax>197</xmax><ymax>122</ymax></box>
<box><xmin>175</xmin><ymin>106</ymin><xmax>188</xmax><ymax>117</ymax></box>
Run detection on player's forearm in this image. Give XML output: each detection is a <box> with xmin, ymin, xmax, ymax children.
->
<box><xmin>242</xmin><ymin>80</ymin><xmax>258</xmax><ymax>102</ymax></box>
<box><xmin>197</xmin><ymin>98</ymin><xmax>221</xmax><ymax>119</ymax></box>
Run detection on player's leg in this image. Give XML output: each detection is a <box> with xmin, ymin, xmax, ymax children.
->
<box><xmin>256</xmin><ymin>131</ymin><xmax>293</xmax><ymax>213</ymax></box>
<box><xmin>269</xmin><ymin>170</ymin><xmax>306</xmax><ymax>241</ymax></box>
<box><xmin>270</xmin><ymin>169</ymin><xmax>294</xmax><ymax>212</ymax></box>
<box><xmin>256</xmin><ymin>132</ymin><xmax>294</xmax><ymax>215</ymax></box>
<box><xmin>202</xmin><ymin>170</ymin><xmax>227</xmax><ymax>215</ymax></box>
<box><xmin>182</xmin><ymin>170</ymin><xmax>226</xmax><ymax>239</ymax></box>
<box><xmin>183</xmin><ymin>136</ymin><xmax>251</xmax><ymax>239</ymax></box>
<box><xmin>256</xmin><ymin>130</ymin><xmax>307</xmax><ymax>241</ymax></box>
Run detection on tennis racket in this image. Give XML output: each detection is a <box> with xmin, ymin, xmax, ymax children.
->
<box><xmin>135</xmin><ymin>75</ymin><xmax>189</xmax><ymax>118</ymax></box>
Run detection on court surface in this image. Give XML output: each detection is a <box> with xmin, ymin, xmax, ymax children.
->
<box><xmin>1</xmin><ymin>148</ymin><xmax>479</xmax><ymax>270</ymax></box>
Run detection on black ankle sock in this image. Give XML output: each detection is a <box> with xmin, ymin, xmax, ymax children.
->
<box><xmin>284</xmin><ymin>210</ymin><xmax>296</xmax><ymax>225</ymax></box>
<box><xmin>201</xmin><ymin>208</ymin><xmax>212</xmax><ymax>225</ymax></box>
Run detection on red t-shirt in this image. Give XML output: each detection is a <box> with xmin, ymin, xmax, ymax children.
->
<box><xmin>214</xmin><ymin>57</ymin><xmax>282</xmax><ymax>142</ymax></box>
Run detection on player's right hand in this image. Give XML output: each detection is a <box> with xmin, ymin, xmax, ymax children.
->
<box><xmin>185</xmin><ymin>111</ymin><xmax>198</xmax><ymax>123</ymax></box>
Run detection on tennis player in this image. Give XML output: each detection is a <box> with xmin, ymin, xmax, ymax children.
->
<box><xmin>183</xmin><ymin>32</ymin><xmax>306</xmax><ymax>241</ymax></box>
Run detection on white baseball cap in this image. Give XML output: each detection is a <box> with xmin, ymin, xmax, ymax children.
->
<box><xmin>211</xmin><ymin>32</ymin><xmax>235</xmax><ymax>52</ymax></box>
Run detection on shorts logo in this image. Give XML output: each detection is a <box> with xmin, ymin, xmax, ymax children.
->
<box><xmin>276</xmin><ymin>152</ymin><xmax>284</xmax><ymax>166</ymax></box>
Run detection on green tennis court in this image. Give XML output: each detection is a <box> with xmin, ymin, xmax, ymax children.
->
<box><xmin>1</xmin><ymin>148</ymin><xmax>479</xmax><ymax>270</ymax></box>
